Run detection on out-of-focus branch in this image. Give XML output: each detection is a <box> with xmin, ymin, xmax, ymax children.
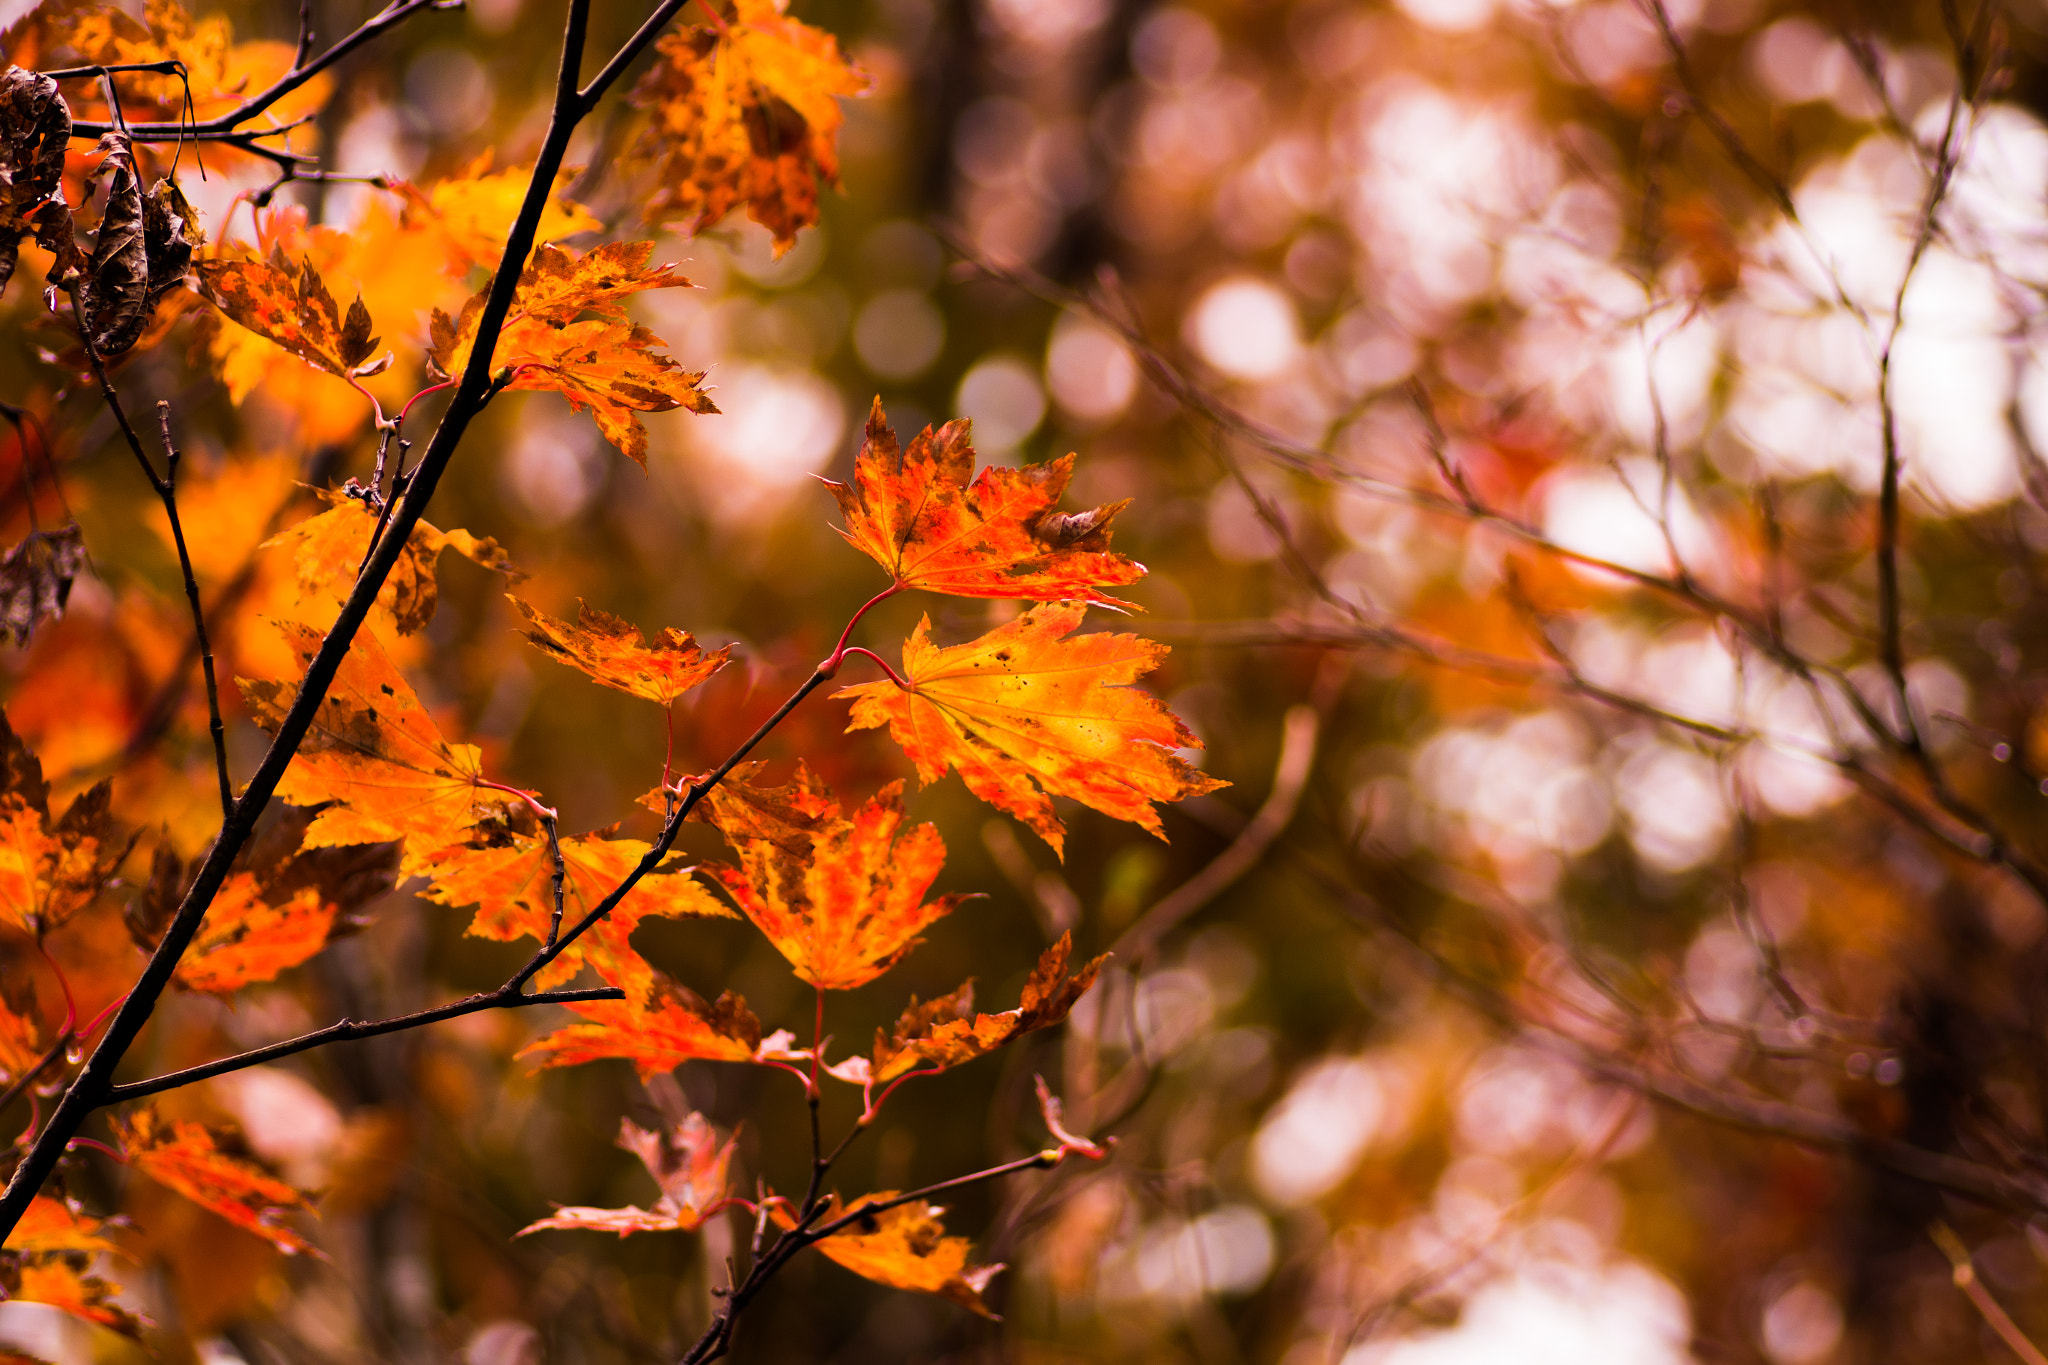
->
<box><xmin>1313</xmin><ymin>858</ymin><xmax>2048</xmax><ymax>1218</ymax></box>
<box><xmin>1113</xmin><ymin>703</ymin><xmax>1319</xmax><ymax>960</ymax></box>
<box><xmin>1932</xmin><ymin>1223</ymin><xmax>2048</xmax><ymax>1365</ymax></box>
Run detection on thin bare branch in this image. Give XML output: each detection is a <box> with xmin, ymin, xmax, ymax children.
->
<box><xmin>102</xmin><ymin>985</ymin><xmax>624</xmax><ymax>1103</ymax></box>
<box><xmin>153</xmin><ymin>402</ymin><xmax>232</xmax><ymax>819</ymax></box>
<box><xmin>1114</xmin><ymin>703</ymin><xmax>1320</xmax><ymax>960</ymax></box>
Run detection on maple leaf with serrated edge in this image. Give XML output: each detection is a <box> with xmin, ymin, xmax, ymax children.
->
<box><xmin>773</xmin><ymin>1193</ymin><xmax>1002</xmax><ymax>1318</ymax></box>
<box><xmin>265</xmin><ymin>493</ymin><xmax>523</xmax><ymax>637</ymax></box>
<box><xmin>421</xmin><ymin>827</ymin><xmax>733</xmax><ymax>990</ymax></box>
<box><xmin>0</xmin><ymin>710</ymin><xmax>134</xmax><ymax>934</ymax></box>
<box><xmin>518</xmin><ymin>949</ymin><xmax>796</xmax><ymax>1079</ymax></box>
<box><xmin>128</xmin><ymin>809</ymin><xmax>397</xmax><ymax>997</ymax></box>
<box><xmin>111</xmin><ymin>1107</ymin><xmax>315</xmax><ymax>1256</ymax></box>
<box><xmin>517</xmin><ymin>1113</ymin><xmax>736</xmax><ymax>1238</ymax></box>
<box><xmin>695</xmin><ymin>763</ymin><xmax>972</xmax><ymax>990</ymax></box>
<box><xmin>237</xmin><ymin>624</ymin><xmax>521</xmax><ymax>877</ymax></box>
<box><xmin>631</xmin><ymin>0</ymin><xmax>868</xmax><ymax>253</ymax></box>
<box><xmin>511</xmin><ymin>596</ymin><xmax>732</xmax><ymax>706</ymax></box>
<box><xmin>427</xmin><ymin>240</ymin><xmax>714</xmax><ymax>467</ymax></box>
<box><xmin>825</xmin><ymin>933</ymin><xmax>1105</xmax><ymax>1085</ymax></box>
<box><xmin>836</xmin><ymin>602</ymin><xmax>1228</xmax><ymax>859</ymax></box>
<box><xmin>824</xmin><ymin>399</ymin><xmax>1144</xmax><ymax>608</ymax></box>
<box><xmin>7</xmin><ymin>1197</ymin><xmax>122</xmax><ymax>1258</ymax></box>
<box><xmin>197</xmin><ymin>244</ymin><xmax>386</xmax><ymax>379</ymax></box>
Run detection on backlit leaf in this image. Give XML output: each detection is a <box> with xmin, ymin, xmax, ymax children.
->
<box><xmin>782</xmin><ymin>1193</ymin><xmax>1002</xmax><ymax>1318</ymax></box>
<box><xmin>0</xmin><ymin>974</ymin><xmax>42</xmax><ymax>1085</ymax></box>
<box><xmin>427</xmin><ymin>241</ymin><xmax>715</xmax><ymax>467</ymax></box>
<box><xmin>838</xmin><ymin>603</ymin><xmax>1228</xmax><ymax>858</ymax></box>
<box><xmin>516</xmin><ymin>1113</ymin><xmax>736</xmax><ymax>1238</ymax></box>
<box><xmin>824</xmin><ymin>400</ymin><xmax>1144</xmax><ymax>607</ymax></box>
<box><xmin>0</xmin><ymin>711</ymin><xmax>131</xmax><ymax>934</ymax></box>
<box><xmin>264</xmin><ymin>493</ymin><xmax>523</xmax><ymax>637</ymax></box>
<box><xmin>422</xmin><ymin>827</ymin><xmax>732</xmax><ymax>989</ymax></box>
<box><xmin>511</xmin><ymin>596</ymin><xmax>731</xmax><ymax>706</ymax></box>
<box><xmin>393</xmin><ymin>153</ymin><xmax>600</xmax><ymax>272</ymax></box>
<box><xmin>697</xmin><ymin>763</ymin><xmax>971</xmax><ymax>990</ymax></box>
<box><xmin>112</xmin><ymin>1106</ymin><xmax>315</xmax><ymax>1255</ymax></box>
<box><xmin>132</xmin><ymin>813</ymin><xmax>397</xmax><ymax>998</ymax></box>
<box><xmin>175</xmin><ymin>880</ymin><xmax>333</xmax><ymax>997</ymax></box>
<box><xmin>197</xmin><ymin>246</ymin><xmax>383</xmax><ymax>380</ymax></box>
<box><xmin>631</xmin><ymin>0</ymin><xmax>868</xmax><ymax>253</ymax></box>
<box><xmin>238</xmin><ymin>624</ymin><xmax>519</xmax><ymax>876</ymax></box>
<box><xmin>518</xmin><ymin>954</ymin><xmax>771</xmax><ymax>1079</ymax></box>
<box><xmin>7</xmin><ymin>1197</ymin><xmax>121</xmax><ymax>1258</ymax></box>
<box><xmin>10</xmin><ymin>1260</ymin><xmax>143</xmax><ymax>1335</ymax></box>
<box><xmin>834</xmin><ymin>934</ymin><xmax>1106</xmax><ymax>1084</ymax></box>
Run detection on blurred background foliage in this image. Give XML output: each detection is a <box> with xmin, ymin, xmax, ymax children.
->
<box><xmin>10</xmin><ymin>0</ymin><xmax>2048</xmax><ymax>1361</ymax></box>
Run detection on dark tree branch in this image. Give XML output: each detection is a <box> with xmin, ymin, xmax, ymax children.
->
<box><xmin>103</xmin><ymin>985</ymin><xmax>624</xmax><ymax>1103</ymax></box>
<box><xmin>152</xmin><ymin>403</ymin><xmax>233</xmax><ymax>819</ymax></box>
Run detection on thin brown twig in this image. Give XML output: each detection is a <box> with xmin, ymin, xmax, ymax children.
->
<box><xmin>102</xmin><ymin>986</ymin><xmax>624</xmax><ymax>1103</ymax></box>
<box><xmin>1311</xmin><ymin>855</ymin><xmax>2048</xmax><ymax>1216</ymax></box>
<box><xmin>1112</xmin><ymin>703</ymin><xmax>1320</xmax><ymax>960</ymax></box>
<box><xmin>1932</xmin><ymin>1223</ymin><xmax>2048</xmax><ymax>1365</ymax></box>
<box><xmin>152</xmin><ymin>402</ymin><xmax>233</xmax><ymax>818</ymax></box>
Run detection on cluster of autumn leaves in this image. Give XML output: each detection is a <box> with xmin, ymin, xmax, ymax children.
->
<box><xmin>0</xmin><ymin>0</ymin><xmax>1229</xmax><ymax>1339</ymax></box>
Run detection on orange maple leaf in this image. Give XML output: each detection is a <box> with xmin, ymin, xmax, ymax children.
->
<box><xmin>265</xmin><ymin>493</ymin><xmax>522</xmax><ymax>637</ymax></box>
<box><xmin>0</xmin><ymin>981</ymin><xmax>43</xmax><ymax>1088</ymax></box>
<box><xmin>422</xmin><ymin>827</ymin><xmax>733</xmax><ymax>989</ymax></box>
<box><xmin>238</xmin><ymin>623</ymin><xmax>521</xmax><ymax>876</ymax></box>
<box><xmin>777</xmin><ymin>1193</ymin><xmax>1002</xmax><ymax>1318</ymax></box>
<box><xmin>130</xmin><ymin>813</ymin><xmax>397</xmax><ymax>998</ymax></box>
<box><xmin>7</xmin><ymin>1196</ymin><xmax>122</xmax><ymax>1258</ymax></box>
<box><xmin>829</xmin><ymin>933</ymin><xmax>1106</xmax><ymax>1085</ymax></box>
<box><xmin>824</xmin><ymin>400</ymin><xmax>1145</xmax><ymax>607</ymax></box>
<box><xmin>519</xmin><ymin>952</ymin><xmax>797</xmax><ymax>1079</ymax></box>
<box><xmin>429</xmin><ymin>240</ymin><xmax>715</xmax><ymax>467</ymax></box>
<box><xmin>631</xmin><ymin>0</ymin><xmax>869</xmax><ymax>253</ymax></box>
<box><xmin>11</xmin><ymin>1259</ymin><xmax>145</xmax><ymax>1335</ymax></box>
<box><xmin>171</xmin><ymin>878</ymin><xmax>334</xmax><ymax>997</ymax></box>
<box><xmin>196</xmin><ymin>246</ymin><xmax>387</xmax><ymax>381</ymax></box>
<box><xmin>0</xmin><ymin>711</ymin><xmax>133</xmax><ymax>934</ymax></box>
<box><xmin>511</xmin><ymin>596</ymin><xmax>732</xmax><ymax>706</ymax></box>
<box><xmin>392</xmin><ymin>151</ymin><xmax>601</xmax><ymax>273</ymax></box>
<box><xmin>516</xmin><ymin>1113</ymin><xmax>736</xmax><ymax>1238</ymax></box>
<box><xmin>837</xmin><ymin>603</ymin><xmax>1228</xmax><ymax>858</ymax></box>
<box><xmin>111</xmin><ymin>1107</ymin><xmax>315</xmax><ymax>1256</ymax></box>
<box><xmin>696</xmin><ymin>763</ymin><xmax>972</xmax><ymax>990</ymax></box>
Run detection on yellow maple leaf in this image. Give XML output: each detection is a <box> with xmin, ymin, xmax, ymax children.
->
<box><xmin>837</xmin><ymin>602</ymin><xmax>1228</xmax><ymax>858</ymax></box>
